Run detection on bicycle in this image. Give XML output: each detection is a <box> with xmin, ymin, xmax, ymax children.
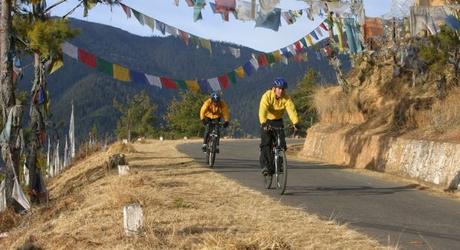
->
<box><xmin>205</xmin><ymin>121</ymin><xmax>223</xmax><ymax>168</ymax></box>
<box><xmin>263</xmin><ymin>125</ymin><xmax>294</xmax><ymax>195</ymax></box>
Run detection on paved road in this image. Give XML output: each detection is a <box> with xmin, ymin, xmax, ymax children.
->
<box><xmin>177</xmin><ymin>139</ymin><xmax>460</xmax><ymax>249</ymax></box>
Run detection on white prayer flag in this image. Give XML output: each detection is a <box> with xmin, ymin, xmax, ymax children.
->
<box><xmin>208</xmin><ymin>78</ymin><xmax>222</xmax><ymax>91</ymax></box>
<box><xmin>145</xmin><ymin>74</ymin><xmax>162</xmax><ymax>88</ymax></box>
<box><xmin>69</xmin><ymin>102</ymin><xmax>75</xmax><ymax>159</ymax></box>
<box><xmin>0</xmin><ymin>181</ymin><xmax>6</xmax><ymax>212</ymax></box>
<box><xmin>61</xmin><ymin>42</ymin><xmax>78</xmax><ymax>60</ymax></box>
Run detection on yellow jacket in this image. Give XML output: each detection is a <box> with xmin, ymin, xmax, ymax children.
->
<box><xmin>259</xmin><ymin>89</ymin><xmax>299</xmax><ymax>124</ymax></box>
<box><xmin>200</xmin><ymin>98</ymin><xmax>230</xmax><ymax>121</ymax></box>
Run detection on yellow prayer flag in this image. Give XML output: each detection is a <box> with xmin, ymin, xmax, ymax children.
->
<box><xmin>185</xmin><ymin>80</ymin><xmax>200</xmax><ymax>92</ymax></box>
<box><xmin>306</xmin><ymin>35</ymin><xmax>313</xmax><ymax>46</ymax></box>
<box><xmin>235</xmin><ymin>66</ymin><xmax>245</xmax><ymax>78</ymax></box>
<box><xmin>273</xmin><ymin>51</ymin><xmax>282</xmax><ymax>62</ymax></box>
<box><xmin>113</xmin><ymin>64</ymin><xmax>130</xmax><ymax>82</ymax></box>
<box><xmin>200</xmin><ymin>39</ymin><xmax>212</xmax><ymax>54</ymax></box>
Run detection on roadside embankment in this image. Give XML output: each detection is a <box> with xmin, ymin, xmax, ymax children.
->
<box><xmin>300</xmin><ymin>125</ymin><xmax>460</xmax><ymax>190</ymax></box>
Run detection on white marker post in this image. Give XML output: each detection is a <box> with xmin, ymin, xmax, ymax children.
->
<box><xmin>123</xmin><ymin>203</ymin><xmax>143</xmax><ymax>235</ymax></box>
<box><xmin>118</xmin><ymin>165</ymin><xmax>130</xmax><ymax>176</ymax></box>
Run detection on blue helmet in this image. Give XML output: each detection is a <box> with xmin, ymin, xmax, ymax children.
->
<box><xmin>273</xmin><ymin>77</ymin><xmax>288</xmax><ymax>89</ymax></box>
<box><xmin>210</xmin><ymin>92</ymin><xmax>220</xmax><ymax>102</ymax></box>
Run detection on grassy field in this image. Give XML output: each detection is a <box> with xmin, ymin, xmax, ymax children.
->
<box><xmin>0</xmin><ymin>140</ymin><xmax>383</xmax><ymax>249</ymax></box>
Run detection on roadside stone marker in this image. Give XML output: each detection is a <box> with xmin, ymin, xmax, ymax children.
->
<box><xmin>0</xmin><ymin>181</ymin><xmax>6</xmax><ymax>212</ymax></box>
<box><xmin>123</xmin><ymin>203</ymin><xmax>143</xmax><ymax>235</ymax></box>
<box><xmin>160</xmin><ymin>136</ymin><xmax>164</xmax><ymax>141</ymax></box>
<box><xmin>118</xmin><ymin>165</ymin><xmax>130</xmax><ymax>176</ymax></box>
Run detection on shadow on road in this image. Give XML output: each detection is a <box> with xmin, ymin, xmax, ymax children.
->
<box><xmin>285</xmin><ymin>184</ymin><xmax>419</xmax><ymax>196</ymax></box>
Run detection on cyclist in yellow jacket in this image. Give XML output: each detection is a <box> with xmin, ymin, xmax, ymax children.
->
<box><xmin>200</xmin><ymin>92</ymin><xmax>230</xmax><ymax>152</ymax></box>
<box><xmin>259</xmin><ymin>77</ymin><xmax>300</xmax><ymax>175</ymax></box>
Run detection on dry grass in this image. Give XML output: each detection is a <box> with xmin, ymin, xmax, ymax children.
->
<box><xmin>0</xmin><ymin>140</ymin><xmax>383</xmax><ymax>249</ymax></box>
<box><xmin>313</xmin><ymin>87</ymin><xmax>364</xmax><ymax>125</ymax></box>
<box><xmin>0</xmin><ymin>209</ymin><xmax>21</xmax><ymax>233</ymax></box>
<box><xmin>413</xmin><ymin>88</ymin><xmax>460</xmax><ymax>139</ymax></box>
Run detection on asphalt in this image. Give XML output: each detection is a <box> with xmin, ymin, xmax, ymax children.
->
<box><xmin>177</xmin><ymin>139</ymin><xmax>460</xmax><ymax>250</ymax></box>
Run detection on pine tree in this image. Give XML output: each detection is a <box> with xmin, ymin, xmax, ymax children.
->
<box><xmin>113</xmin><ymin>91</ymin><xmax>157</xmax><ymax>141</ymax></box>
<box><xmin>164</xmin><ymin>91</ymin><xmax>207</xmax><ymax>137</ymax></box>
<box><xmin>290</xmin><ymin>69</ymin><xmax>318</xmax><ymax>132</ymax></box>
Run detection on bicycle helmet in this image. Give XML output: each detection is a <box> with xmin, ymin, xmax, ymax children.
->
<box><xmin>210</xmin><ymin>92</ymin><xmax>220</xmax><ymax>102</ymax></box>
<box><xmin>273</xmin><ymin>77</ymin><xmax>288</xmax><ymax>89</ymax></box>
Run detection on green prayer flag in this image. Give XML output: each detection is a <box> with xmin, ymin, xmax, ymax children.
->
<box><xmin>96</xmin><ymin>57</ymin><xmax>113</xmax><ymax>75</ymax></box>
<box><xmin>190</xmin><ymin>35</ymin><xmax>200</xmax><ymax>46</ymax></box>
<box><xmin>266</xmin><ymin>53</ymin><xmax>275</xmax><ymax>64</ymax></box>
<box><xmin>132</xmin><ymin>9</ymin><xmax>145</xmax><ymax>25</ymax></box>
<box><xmin>227</xmin><ymin>71</ymin><xmax>237</xmax><ymax>84</ymax></box>
<box><xmin>300</xmin><ymin>38</ymin><xmax>308</xmax><ymax>48</ymax></box>
<box><xmin>176</xmin><ymin>80</ymin><xmax>187</xmax><ymax>90</ymax></box>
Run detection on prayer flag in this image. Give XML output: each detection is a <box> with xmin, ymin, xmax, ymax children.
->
<box><xmin>113</xmin><ymin>64</ymin><xmax>130</xmax><ymax>82</ymax></box>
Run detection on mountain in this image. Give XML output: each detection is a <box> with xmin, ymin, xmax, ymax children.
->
<box><xmin>17</xmin><ymin>18</ymin><xmax>343</xmax><ymax>141</ymax></box>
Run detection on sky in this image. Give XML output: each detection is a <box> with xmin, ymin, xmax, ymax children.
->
<box><xmin>48</xmin><ymin>0</ymin><xmax>392</xmax><ymax>52</ymax></box>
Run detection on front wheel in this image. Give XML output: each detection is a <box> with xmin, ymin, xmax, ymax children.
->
<box><xmin>208</xmin><ymin>138</ymin><xmax>216</xmax><ymax>168</ymax></box>
<box><xmin>275</xmin><ymin>151</ymin><xmax>288</xmax><ymax>195</ymax></box>
<box><xmin>263</xmin><ymin>173</ymin><xmax>272</xmax><ymax>189</ymax></box>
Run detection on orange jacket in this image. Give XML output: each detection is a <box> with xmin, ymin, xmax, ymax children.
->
<box><xmin>200</xmin><ymin>98</ymin><xmax>230</xmax><ymax>121</ymax></box>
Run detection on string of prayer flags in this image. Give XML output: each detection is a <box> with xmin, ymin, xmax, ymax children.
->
<box><xmin>119</xmin><ymin>2</ymin><xmax>326</xmax><ymax>55</ymax></box>
<box><xmin>59</xmin><ymin>18</ymin><xmax>332</xmax><ymax>94</ymax></box>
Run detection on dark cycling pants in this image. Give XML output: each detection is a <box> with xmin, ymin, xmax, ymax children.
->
<box><xmin>203</xmin><ymin>118</ymin><xmax>221</xmax><ymax>145</ymax></box>
<box><xmin>259</xmin><ymin>119</ymin><xmax>286</xmax><ymax>172</ymax></box>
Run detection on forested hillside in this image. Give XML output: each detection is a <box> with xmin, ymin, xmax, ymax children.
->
<box><xmin>17</xmin><ymin>18</ymin><xmax>341</xmax><ymax>141</ymax></box>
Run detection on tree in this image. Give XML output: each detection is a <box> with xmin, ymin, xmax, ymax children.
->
<box><xmin>90</xmin><ymin>123</ymin><xmax>97</xmax><ymax>143</ymax></box>
<box><xmin>290</xmin><ymin>69</ymin><xmax>318</xmax><ymax>133</ymax></box>
<box><xmin>0</xmin><ymin>0</ymin><xmax>119</xmax><ymax>210</ymax></box>
<box><xmin>113</xmin><ymin>91</ymin><xmax>157</xmax><ymax>141</ymax></box>
<box><xmin>164</xmin><ymin>91</ymin><xmax>207</xmax><ymax>137</ymax></box>
<box><xmin>224</xmin><ymin>119</ymin><xmax>243</xmax><ymax>138</ymax></box>
<box><xmin>419</xmin><ymin>26</ymin><xmax>460</xmax><ymax>98</ymax></box>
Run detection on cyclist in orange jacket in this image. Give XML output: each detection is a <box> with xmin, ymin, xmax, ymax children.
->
<box><xmin>200</xmin><ymin>92</ymin><xmax>230</xmax><ymax>152</ymax></box>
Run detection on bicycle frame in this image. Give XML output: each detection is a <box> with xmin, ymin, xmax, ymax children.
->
<box><xmin>206</xmin><ymin>122</ymin><xmax>222</xmax><ymax>168</ymax></box>
<box><xmin>263</xmin><ymin>125</ymin><xmax>288</xmax><ymax>195</ymax></box>
<box><xmin>271</xmin><ymin>127</ymin><xmax>284</xmax><ymax>175</ymax></box>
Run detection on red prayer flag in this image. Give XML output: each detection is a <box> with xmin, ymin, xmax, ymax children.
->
<box><xmin>218</xmin><ymin>75</ymin><xmax>229</xmax><ymax>89</ymax></box>
<box><xmin>179</xmin><ymin>30</ymin><xmax>190</xmax><ymax>46</ymax></box>
<box><xmin>295</xmin><ymin>41</ymin><xmax>302</xmax><ymax>52</ymax></box>
<box><xmin>215</xmin><ymin>0</ymin><xmax>236</xmax><ymax>10</ymax></box>
<box><xmin>120</xmin><ymin>3</ymin><xmax>132</xmax><ymax>18</ymax></box>
<box><xmin>160</xmin><ymin>77</ymin><xmax>177</xmax><ymax>89</ymax></box>
<box><xmin>257</xmin><ymin>54</ymin><xmax>268</xmax><ymax>67</ymax></box>
<box><xmin>185</xmin><ymin>0</ymin><xmax>194</xmax><ymax>7</ymax></box>
<box><xmin>78</xmin><ymin>48</ymin><xmax>96</xmax><ymax>68</ymax></box>
<box><xmin>320</xmin><ymin>23</ymin><xmax>329</xmax><ymax>31</ymax></box>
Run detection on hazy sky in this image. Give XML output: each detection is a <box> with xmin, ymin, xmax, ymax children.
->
<box><xmin>48</xmin><ymin>0</ymin><xmax>392</xmax><ymax>52</ymax></box>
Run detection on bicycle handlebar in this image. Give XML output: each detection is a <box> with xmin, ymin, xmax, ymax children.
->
<box><xmin>207</xmin><ymin>121</ymin><xmax>224</xmax><ymax>126</ymax></box>
<box><xmin>265</xmin><ymin>124</ymin><xmax>298</xmax><ymax>137</ymax></box>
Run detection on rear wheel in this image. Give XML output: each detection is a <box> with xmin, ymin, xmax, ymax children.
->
<box><xmin>275</xmin><ymin>151</ymin><xmax>288</xmax><ymax>195</ymax></box>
